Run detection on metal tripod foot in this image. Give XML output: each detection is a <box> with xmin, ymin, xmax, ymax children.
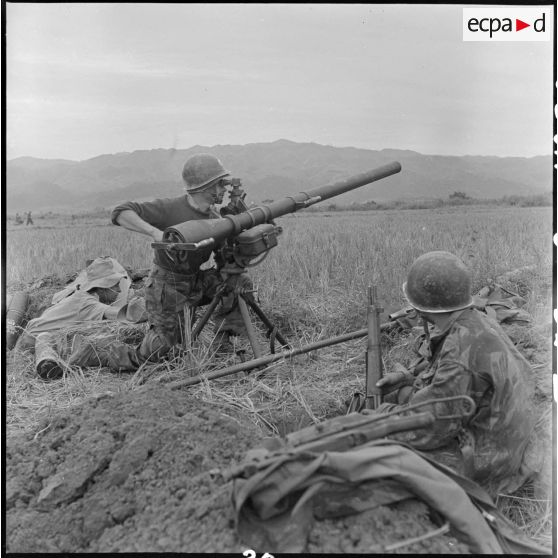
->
<box><xmin>190</xmin><ymin>289</ymin><xmax>290</xmax><ymax>360</ymax></box>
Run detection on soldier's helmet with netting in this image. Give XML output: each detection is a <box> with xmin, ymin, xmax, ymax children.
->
<box><xmin>402</xmin><ymin>251</ymin><xmax>473</xmax><ymax>313</ymax></box>
<box><xmin>182</xmin><ymin>153</ymin><xmax>230</xmax><ymax>193</ymax></box>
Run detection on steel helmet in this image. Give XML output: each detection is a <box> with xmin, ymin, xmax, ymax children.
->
<box><xmin>402</xmin><ymin>251</ymin><xmax>473</xmax><ymax>313</ymax></box>
<box><xmin>182</xmin><ymin>153</ymin><xmax>230</xmax><ymax>193</ymax></box>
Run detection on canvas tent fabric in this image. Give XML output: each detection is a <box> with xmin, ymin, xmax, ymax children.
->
<box><xmin>51</xmin><ymin>256</ymin><xmax>131</xmax><ymax>306</ymax></box>
<box><xmin>231</xmin><ymin>439</ymin><xmax>548</xmax><ymax>554</ymax></box>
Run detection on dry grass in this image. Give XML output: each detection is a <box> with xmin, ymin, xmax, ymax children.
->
<box><xmin>5</xmin><ymin>206</ymin><xmax>554</xmax><ymax>549</ymax></box>
<box><xmin>496</xmin><ymin>484</ymin><xmax>554</xmax><ymax>548</ymax></box>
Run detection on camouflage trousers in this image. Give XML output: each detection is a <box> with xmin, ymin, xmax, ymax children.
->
<box><xmin>17</xmin><ymin>329</ymin><xmax>123</xmax><ymax>380</ymax></box>
<box><xmin>68</xmin><ymin>265</ymin><xmax>252</xmax><ymax>372</ymax></box>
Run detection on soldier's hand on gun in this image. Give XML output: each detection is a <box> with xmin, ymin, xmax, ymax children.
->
<box><xmin>376</xmin><ymin>362</ymin><xmax>413</xmax><ymax>394</ymax></box>
<box><xmin>151</xmin><ymin>228</ymin><xmax>164</xmax><ymax>242</ymax></box>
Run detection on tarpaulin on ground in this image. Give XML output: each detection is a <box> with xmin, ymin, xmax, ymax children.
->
<box><xmin>231</xmin><ymin>439</ymin><xmax>549</xmax><ymax>554</ymax></box>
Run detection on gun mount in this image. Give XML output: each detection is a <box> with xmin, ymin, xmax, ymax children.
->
<box><xmin>150</xmin><ymin>162</ymin><xmax>401</xmax><ymax>360</ymax></box>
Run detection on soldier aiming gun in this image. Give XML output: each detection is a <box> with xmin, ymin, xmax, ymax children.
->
<box><xmin>102</xmin><ymin>154</ymin><xmax>253</xmax><ymax>370</ymax></box>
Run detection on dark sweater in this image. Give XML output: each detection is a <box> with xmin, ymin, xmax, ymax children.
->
<box><xmin>112</xmin><ymin>195</ymin><xmax>217</xmax><ymax>273</ymax></box>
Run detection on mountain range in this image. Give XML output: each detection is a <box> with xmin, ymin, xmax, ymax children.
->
<box><xmin>6</xmin><ymin>139</ymin><xmax>553</xmax><ymax>212</ymax></box>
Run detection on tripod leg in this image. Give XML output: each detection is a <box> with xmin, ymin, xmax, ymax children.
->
<box><xmin>237</xmin><ymin>296</ymin><xmax>264</xmax><ymax>360</ymax></box>
<box><xmin>192</xmin><ymin>295</ymin><xmax>221</xmax><ymax>339</ymax></box>
<box><xmin>182</xmin><ymin>304</ymin><xmax>192</xmax><ymax>351</ymax></box>
<box><xmin>243</xmin><ymin>295</ymin><xmax>290</xmax><ymax>349</ymax></box>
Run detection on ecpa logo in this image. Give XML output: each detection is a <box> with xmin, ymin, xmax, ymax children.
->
<box><xmin>463</xmin><ymin>8</ymin><xmax>552</xmax><ymax>41</ymax></box>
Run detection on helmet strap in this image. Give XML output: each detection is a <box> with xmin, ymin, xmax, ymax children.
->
<box><xmin>422</xmin><ymin>316</ymin><xmax>431</xmax><ymax>345</ymax></box>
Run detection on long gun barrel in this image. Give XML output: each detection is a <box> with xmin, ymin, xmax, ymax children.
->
<box><xmin>152</xmin><ymin>162</ymin><xmax>401</xmax><ymax>250</ymax></box>
<box><xmin>165</xmin><ymin>320</ymin><xmax>395</xmax><ymax>390</ymax></box>
<box><xmin>365</xmin><ymin>285</ymin><xmax>383</xmax><ymax>410</ymax></box>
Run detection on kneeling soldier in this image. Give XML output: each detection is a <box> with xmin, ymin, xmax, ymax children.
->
<box><xmin>95</xmin><ymin>153</ymin><xmax>252</xmax><ymax>371</ymax></box>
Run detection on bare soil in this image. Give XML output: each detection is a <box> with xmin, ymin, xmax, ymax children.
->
<box><xmin>6</xmin><ymin>384</ymin><xmax>472</xmax><ymax>553</ymax></box>
<box><xmin>6</xmin><ymin>386</ymin><xmax>258</xmax><ymax>553</ymax></box>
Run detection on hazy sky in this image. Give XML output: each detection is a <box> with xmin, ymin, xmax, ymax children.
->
<box><xmin>6</xmin><ymin>3</ymin><xmax>555</xmax><ymax>161</ymax></box>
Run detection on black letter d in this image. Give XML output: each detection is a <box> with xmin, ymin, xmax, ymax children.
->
<box><xmin>534</xmin><ymin>13</ymin><xmax>545</xmax><ymax>32</ymax></box>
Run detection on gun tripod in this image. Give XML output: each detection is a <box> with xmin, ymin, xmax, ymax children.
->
<box><xmin>190</xmin><ymin>263</ymin><xmax>290</xmax><ymax>360</ymax></box>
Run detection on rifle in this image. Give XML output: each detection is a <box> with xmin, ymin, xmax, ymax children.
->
<box><xmin>225</xmin><ymin>395</ymin><xmax>476</xmax><ymax>480</ymax></box>
<box><xmin>366</xmin><ymin>286</ymin><xmax>384</xmax><ymax>409</ymax></box>
<box><xmin>347</xmin><ymin>285</ymin><xmax>384</xmax><ymax>412</ymax></box>
<box><xmin>152</xmin><ymin>162</ymin><xmax>402</xmax><ymax>360</ymax></box>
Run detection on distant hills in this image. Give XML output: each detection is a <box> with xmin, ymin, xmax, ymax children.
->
<box><xmin>6</xmin><ymin>140</ymin><xmax>553</xmax><ymax>212</ymax></box>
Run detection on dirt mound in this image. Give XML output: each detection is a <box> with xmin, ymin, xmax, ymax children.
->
<box><xmin>6</xmin><ymin>386</ymin><xmax>261</xmax><ymax>553</ymax></box>
<box><xmin>7</xmin><ymin>385</ymin><xmax>470</xmax><ymax>553</ymax></box>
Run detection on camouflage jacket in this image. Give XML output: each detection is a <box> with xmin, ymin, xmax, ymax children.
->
<box><xmin>378</xmin><ymin>307</ymin><xmax>537</xmax><ymax>495</ymax></box>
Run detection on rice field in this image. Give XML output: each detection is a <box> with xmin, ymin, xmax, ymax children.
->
<box><xmin>6</xmin><ymin>205</ymin><xmax>553</xmax><ymax>332</ymax></box>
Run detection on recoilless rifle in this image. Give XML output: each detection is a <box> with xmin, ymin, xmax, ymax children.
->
<box><xmin>152</xmin><ymin>162</ymin><xmax>402</xmax><ymax>368</ymax></box>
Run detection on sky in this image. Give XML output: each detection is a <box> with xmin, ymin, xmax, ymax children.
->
<box><xmin>6</xmin><ymin>3</ymin><xmax>555</xmax><ymax>161</ymax></box>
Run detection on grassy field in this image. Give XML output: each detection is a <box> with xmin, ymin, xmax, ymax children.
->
<box><xmin>5</xmin><ymin>204</ymin><xmax>554</xmax><ymax>549</ymax></box>
<box><xmin>7</xmin><ymin>205</ymin><xmax>552</xmax><ymax>329</ymax></box>
<box><xmin>7</xmin><ymin>205</ymin><xmax>553</xmax><ymax>293</ymax></box>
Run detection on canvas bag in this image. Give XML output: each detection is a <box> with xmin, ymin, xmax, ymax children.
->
<box><xmin>231</xmin><ymin>439</ymin><xmax>549</xmax><ymax>554</ymax></box>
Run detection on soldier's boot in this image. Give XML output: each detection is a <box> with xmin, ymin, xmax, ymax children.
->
<box><xmin>35</xmin><ymin>332</ymin><xmax>64</xmax><ymax>381</ymax></box>
<box><xmin>137</xmin><ymin>328</ymin><xmax>174</xmax><ymax>364</ymax></box>
<box><xmin>36</xmin><ymin>359</ymin><xmax>64</xmax><ymax>381</ymax></box>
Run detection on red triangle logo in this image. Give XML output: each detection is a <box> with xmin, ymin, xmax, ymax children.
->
<box><xmin>516</xmin><ymin>19</ymin><xmax>530</xmax><ymax>31</ymax></box>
